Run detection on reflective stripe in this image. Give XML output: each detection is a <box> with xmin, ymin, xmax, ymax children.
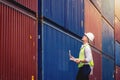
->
<box><xmin>78</xmin><ymin>45</ymin><xmax>94</xmax><ymax>68</ymax></box>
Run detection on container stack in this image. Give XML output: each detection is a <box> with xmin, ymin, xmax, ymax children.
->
<box><xmin>0</xmin><ymin>0</ymin><xmax>120</xmax><ymax>80</ymax></box>
<box><xmin>39</xmin><ymin>0</ymin><xmax>84</xmax><ymax>80</ymax></box>
<box><xmin>115</xmin><ymin>0</ymin><xmax>120</xmax><ymax>80</ymax></box>
<box><xmin>85</xmin><ymin>0</ymin><xmax>114</xmax><ymax>80</ymax></box>
<box><xmin>0</xmin><ymin>0</ymin><xmax>38</xmax><ymax>80</ymax></box>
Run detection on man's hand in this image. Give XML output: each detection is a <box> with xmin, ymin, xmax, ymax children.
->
<box><xmin>69</xmin><ymin>53</ymin><xmax>81</xmax><ymax>63</ymax></box>
<box><xmin>69</xmin><ymin>55</ymin><xmax>75</xmax><ymax>61</ymax></box>
<box><xmin>74</xmin><ymin>58</ymin><xmax>81</xmax><ymax>64</ymax></box>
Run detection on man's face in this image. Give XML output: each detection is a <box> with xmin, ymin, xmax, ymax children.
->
<box><xmin>82</xmin><ymin>35</ymin><xmax>88</xmax><ymax>42</ymax></box>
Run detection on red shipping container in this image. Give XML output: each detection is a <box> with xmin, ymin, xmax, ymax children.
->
<box><xmin>115</xmin><ymin>0</ymin><xmax>120</xmax><ymax>20</ymax></box>
<box><xmin>116</xmin><ymin>66</ymin><xmax>120</xmax><ymax>80</ymax></box>
<box><xmin>115</xmin><ymin>17</ymin><xmax>120</xmax><ymax>43</ymax></box>
<box><xmin>89</xmin><ymin>49</ymin><xmax>102</xmax><ymax>80</ymax></box>
<box><xmin>85</xmin><ymin>0</ymin><xmax>102</xmax><ymax>50</ymax></box>
<box><xmin>15</xmin><ymin>0</ymin><xmax>37</xmax><ymax>12</ymax></box>
<box><xmin>0</xmin><ymin>3</ymin><xmax>37</xmax><ymax>80</ymax></box>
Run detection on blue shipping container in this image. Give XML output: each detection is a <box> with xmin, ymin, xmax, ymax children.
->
<box><xmin>102</xmin><ymin>19</ymin><xmax>114</xmax><ymax>58</ymax></box>
<box><xmin>41</xmin><ymin>23</ymin><xmax>82</xmax><ymax>80</ymax></box>
<box><xmin>43</xmin><ymin>0</ymin><xmax>65</xmax><ymax>26</ymax></box>
<box><xmin>42</xmin><ymin>0</ymin><xmax>84</xmax><ymax>37</ymax></box>
<box><xmin>115</xmin><ymin>41</ymin><xmax>120</xmax><ymax>67</ymax></box>
<box><xmin>101</xmin><ymin>0</ymin><xmax>114</xmax><ymax>26</ymax></box>
<box><xmin>102</xmin><ymin>55</ymin><xmax>114</xmax><ymax>80</ymax></box>
<box><xmin>65</xmin><ymin>0</ymin><xmax>84</xmax><ymax>36</ymax></box>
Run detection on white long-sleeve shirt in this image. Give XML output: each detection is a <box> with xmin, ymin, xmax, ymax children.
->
<box><xmin>81</xmin><ymin>43</ymin><xmax>94</xmax><ymax>74</ymax></box>
<box><xmin>80</xmin><ymin>43</ymin><xmax>93</xmax><ymax>63</ymax></box>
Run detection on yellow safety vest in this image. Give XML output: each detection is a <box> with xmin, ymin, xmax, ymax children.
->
<box><xmin>78</xmin><ymin>45</ymin><xmax>94</xmax><ymax>68</ymax></box>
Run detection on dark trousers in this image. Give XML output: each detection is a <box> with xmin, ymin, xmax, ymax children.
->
<box><xmin>76</xmin><ymin>65</ymin><xmax>91</xmax><ymax>80</ymax></box>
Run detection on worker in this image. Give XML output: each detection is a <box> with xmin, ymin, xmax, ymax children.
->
<box><xmin>69</xmin><ymin>32</ymin><xmax>95</xmax><ymax>80</ymax></box>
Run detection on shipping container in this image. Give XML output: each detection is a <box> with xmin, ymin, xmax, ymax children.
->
<box><xmin>42</xmin><ymin>0</ymin><xmax>84</xmax><ymax>37</ymax></box>
<box><xmin>0</xmin><ymin>3</ymin><xmax>37</xmax><ymax>80</ymax></box>
<box><xmin>102</xmin><ymin>19</ymin><xmax>114</xmax><ymax>58</ymax></box>
<box><xmin>65</xmin><ymin>0</ymin><xmax>84</xmax><ymax>37</ymax></box>
<box><xmin>41</xmin><ymin>22</ymin><xmax>83</xmax><ymax>80</ymax></box>
<box><xmin>101</xmin><ymin>0</ymin><xmax>114</xmax><ymax>26</ymax></box>
<box><xmin>14</xmin><ymin>0</ymin><xmax>37</xmax><ymax>12</ymax></box>
<box><xmin>115</xmin><ymin>0</ymin><xmax>120</xmax><ymax>20</ymax></box>
<box><xmin>1</xmin><ymin>0</ymin><xmax>120</xmax><ymax>80</ymax></box>
<box><xmin>90</xmin><ymin>49</ymin><xmax>102</xmax><ymax>80</ymax></box>
<box><xmin>85</xmin><ymin>0</ymin><xmax>102</xmax><ymax>50</ymax></box>
<box><xmin>115</xmin><ymin>17</ymin><xmax>120</xmax><ymax>43</ymax></box>
<box><xmin>102</xmin><ymin>55</ymin><xmax>114</xmax><ymax>80</ymax></box>
<box><xmin>115</xmin><ymin>41</ymin><xmax>120</xmax><ymax>67</ymax></box>
<box><xmin>90</xmin><ymin>0</ymin><xmax>101</xmax><ymax>12</ymax></box>
<box><xmin>43</xmin><ymin>0</ymin><xmax>65</xmax><ymax>26</ymax></box>
<box><xmin>116</xmin><ymin>66</ymin><xmax>120</xmax><ymax>80</ymax></box>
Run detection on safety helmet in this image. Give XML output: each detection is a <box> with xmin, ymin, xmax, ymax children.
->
<box><xmin>85</xmin><ymin>32</ymin><xmax>95</xmax><ymax>42</ymax></box>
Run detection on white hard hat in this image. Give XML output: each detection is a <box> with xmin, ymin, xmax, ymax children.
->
<box><xmin>85</xmin><ymin>32</ymin><xmax>95</xmax><ymax>42</ymax></box>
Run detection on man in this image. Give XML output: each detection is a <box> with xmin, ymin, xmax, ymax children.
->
<box><xmin>69</xmin><ymin>32</ymin><xmax>95</xmax><ymax>80</ymax></box>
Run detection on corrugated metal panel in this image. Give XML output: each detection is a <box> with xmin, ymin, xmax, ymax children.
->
<box><xmin>101</xmin><ymin>0</ymin><xmax>114</xmax><ymax>26</ymax></box>
<box><xmin>115</xmin><ymin>41</ymin><xmax>120</xmax><ymax>67</ymax></box>
<box><xmin>102</xmin><ymin>19</ymin><xmax>114</xmax><ymax>58</ymax></box>
<box><xmin>43</xmin><ymin>0</ymin><xmax>65</xmax><ymax>26</ymax></box>
<box><xmin>43</xmin><ymin>0</ymin><xmax>84</xmax><ymax>37</ymax></box>
<box><xmin>115</xmin><ymin>0</ymin><xmax>120</xmax><ymax>20</ymax></box>
<box><xmin>85</xmin><ymin>0</ymin><xmax>102</xmax><ymax>50</ymax></box>
<box><xmin>90</xmin><ymin>49</ymin><xmax>102</xmax><ymax>80</ymax></box>
<box><xmin>90</xmin><ymin>0</ymin><xmax>101</xmax><ymax>12</ymax></box>
<box><xmin>65</xmin><ymin>0</ymin><xmax>84</xmax><ymax>36</ymax></box>
<box><xmin>115</xmin><ymin>17</ymin><xmax>120</xmax><ymax>43</ymax></box>
<box><xmin>42</xmin><ymin>23</ymin><xmax>82</xmax><ymax>80</ymax></box>
<box><xmin>15</xmin><ymin>0</ymin><xmax>37</xmax><ymax>12</ymax></box>
<box><xmin>116</xmin><ymin>66</ymin><xmax>120</xmax><ymax>80</ymax></box>
<box><xmin>102</xmin><ymin>55</ymin><xmax>114</xmax><ymax>80</ymax></box>
<box><xmin>0</xmin><ymin>3</ymin><xmax>37</xmax><ymax>80</ymax></box>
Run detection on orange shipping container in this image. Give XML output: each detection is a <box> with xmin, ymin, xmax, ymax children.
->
<box><xmin>115</xmin><ymin>17</ymin><xmax>120</xmax><ymax>43</ymax></box>
<box><xmin>15</xmin><ymin>0</ymin><xmax>37</xmax><ymax>12</ymax></box>
<box><xmin>116</xmin><ymin>66</ymin><xmax>120</xmax><ymax>80</ymax></box>
<box><xmin>0</xmin><ymin>2</ymin><xmax>37</xmax><ymax>80</ymax></box>
<box><xmin>85</xmin><ymin>0</ymin><xmax>102</xmax><ymax>50</ymax></box>
<box><xmin>90</xmin><ymin>49</ymin><xmax>102</xmax><ymax>80</ymax></box>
